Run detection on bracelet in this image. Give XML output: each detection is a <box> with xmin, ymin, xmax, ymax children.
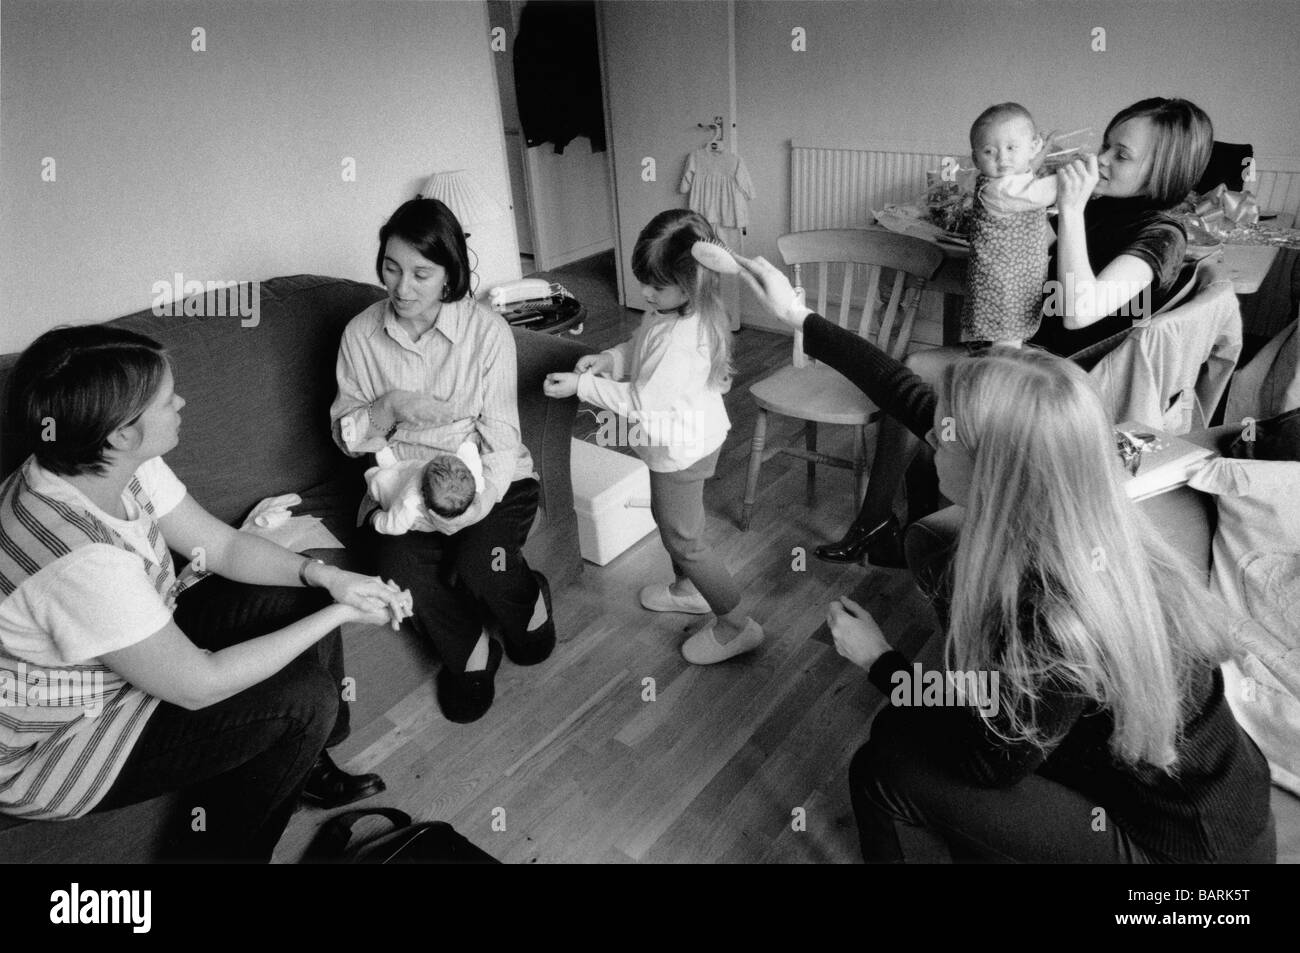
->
<box><xmin>299</xmin><ymin>557</ymin><xmax>325</xmax><ymax>588</ymax></box>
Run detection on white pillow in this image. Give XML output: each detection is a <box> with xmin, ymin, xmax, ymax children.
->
<box><xmin>1189</xmin><ymin>458</ymin><xmax>1300</xmax><ymax>792</ymax></box>
<box><xmin>1188</xmin><ymin>457</ymin><xmax>1300</xmax><ymax>614</ymax></box>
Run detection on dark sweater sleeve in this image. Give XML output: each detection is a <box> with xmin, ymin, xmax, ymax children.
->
<box><xmin>801</xmin><ymin>313</ymin><xmax>937</xmax><ymax>440</ymax></box>
<box><xmin>865</xmin><ymin>648</ymin><xmax>1089</xmax><ymax>788</ymax></box>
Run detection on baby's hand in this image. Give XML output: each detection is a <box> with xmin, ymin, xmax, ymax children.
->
<box><xmin>575</xmin><ymin>353</ymin><xmax>613</xmax><ymax>376</ymax></box>
<box><xmin>543</xmin><ymin>372</ymin><xmax>580</xmax><ymax>399</ymax></box>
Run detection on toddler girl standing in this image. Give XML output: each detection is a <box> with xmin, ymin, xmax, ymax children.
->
<box><xmin>962</xmin><ymin>102</ymin><xmax>1058</xmax><ymax>346</ymax></box>
<box><xmin>544</xmin><ymin>209</ymin><xmax>763</xmax><ymax>664</ymax></box>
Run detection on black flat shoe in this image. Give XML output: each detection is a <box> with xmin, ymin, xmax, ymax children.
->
<box><xmin>301</xmin><ymin>750</ymin><xmax>386</xmax><ymax>808</ymax></box>
<box><xmin>814</xmin><ymin>515</ymin><xmax>905</xmax><ymax>568</ymax></box>
<box><xmin>436</xmin><ymin>638</ymin><xmax>503</xmax><ymax>724</ymax></box>
<box><xmin>504</xmin><ymin>570</ymin><xmax>556</xmax><ymax>666</ymax></box>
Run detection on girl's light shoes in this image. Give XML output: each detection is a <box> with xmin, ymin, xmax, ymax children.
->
<box><xmin>681</xmin><ymin>618</ymin><xmax>764</xmax><ymax>665</ymax></box>
<box><xmin>639</xmin><ymin>583</ymin><xmax>711</xmax><ymax>614</ymax></box>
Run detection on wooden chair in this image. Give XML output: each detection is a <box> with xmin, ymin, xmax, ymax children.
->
<box><xmin>739</xmin><ymin>228</ymin><xmax>944</xmax><ymax>531</ymax></box>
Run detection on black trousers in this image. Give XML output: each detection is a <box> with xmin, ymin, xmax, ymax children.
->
<box><xmin>847</xmin><ymin>508</ymin><xmax>1277</xmax><ymax>864</ymax></box>
<box><xmin>363</xmin><ymin>478</ymin><xmax>542</xmax><ymax>673</ymax></box>
<box><xmin>848</xmin><ymin>717</ymin><xmax>1277</xmax><ymax>863</ymax></box>
<box><xmin>96</xmin><ymin>577</ymin><xmax>347</xmax><ymax>862</ymax></box>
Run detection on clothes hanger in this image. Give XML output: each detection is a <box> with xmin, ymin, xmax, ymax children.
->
<box><xmin>697</xmin><ymin>115</ymin><xmax>724</xmax><ymax>153</ymax></box>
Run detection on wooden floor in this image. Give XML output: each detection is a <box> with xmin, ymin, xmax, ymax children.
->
<box><xmin>274</xmin><ymin>252</ymin><xmax>1300</xmax><ymax>864</ymax></box>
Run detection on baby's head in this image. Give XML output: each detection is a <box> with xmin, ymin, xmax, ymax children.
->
<box><xmin>420</xmin><ymin>453</ymin><xmax>477</xmax><ymax>519</ymax></box>
<box><xmin>970</xmin><ymin>102</ymin><xmax>1042</xmax><ymax>178</ymax></box>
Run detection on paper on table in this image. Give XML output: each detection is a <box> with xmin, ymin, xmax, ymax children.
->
<box><xmin>873</xmin><ymin>207</ymin><xmax>948</xmax><ymax>242</ymax></box>
<box><xmin>242</xmin><ymin>515</ymin><xmax>344</xmax><ymax>551</ymax></box>
<box><xmin>1118</xmin><ymin>422</ymin><xmax>1216</xmax><ymax>501</ymax></box>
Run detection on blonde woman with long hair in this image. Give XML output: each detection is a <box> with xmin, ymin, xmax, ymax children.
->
<box><xmin>738</xmin><ymin>255</ymin><xmax>1273</xmax><ymax>863</ymax></box>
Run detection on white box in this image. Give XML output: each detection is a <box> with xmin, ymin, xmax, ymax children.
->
<box><xmin>570</xmin><ymin>438</ymin><xmax>658</xmax><ymax>565</ymax></box>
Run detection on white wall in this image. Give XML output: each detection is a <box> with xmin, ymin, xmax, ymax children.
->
<box><xmin>525</xmin><ymin>141</ymin><xmax>616</xmax><ymax>269</ymax></box>
<box><xmin>0</xmin><ymin>0</ymin><xmax>521</xmax><ymax>352</ymax></box>
<box><xmin>729</xmin><ymin>0</ymin><xmax>1300</xmax><ymax>328</ymax></box>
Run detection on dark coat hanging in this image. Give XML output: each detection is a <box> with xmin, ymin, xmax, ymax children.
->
<box><xmin>513</xmin><ymin>0</ymin><xmax>607</xmax><ymax>154</ymax></box>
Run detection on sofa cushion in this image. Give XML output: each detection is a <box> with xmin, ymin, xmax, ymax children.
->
<box><xmin>151</xmin><ymin>276</ymin><xmax>387</xmax><ymax>525</ymax></box>
<box><xmin>0</xmin><ymin>276</ymin><xmax>387</xmax><ymax>527</ymax></box>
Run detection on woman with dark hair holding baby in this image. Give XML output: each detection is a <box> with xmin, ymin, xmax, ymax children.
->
<box><xmin>0</xmin><ymin>326</ymin><xmax>410</xmax><ymax>861</ymax></box>
<box><xmin>331</xmin><ymin>198</ymin><xmax>555</xmax><ymax>724</ymax></box>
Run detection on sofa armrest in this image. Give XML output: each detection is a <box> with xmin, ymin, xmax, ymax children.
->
<box><xmin>512</xmin><ymin>328</ymin><xmax>597</xmax><ymax>583</ymax></box>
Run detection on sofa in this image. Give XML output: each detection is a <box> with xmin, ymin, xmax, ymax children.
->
<box><xmin>0</xmin><ymin>274</ymin><xmax>590</xmax><ymax>862</ymax></box>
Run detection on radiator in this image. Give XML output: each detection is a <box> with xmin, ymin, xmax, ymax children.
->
<box><xmin>791</xmin><ymin>144</ymin><xmax>1300</xmax><ymax>230</ymax></box>
<box><xmin>790</xmin><ymin>141</ymin><xmax>950</xmax><ymax>232</ymax></box>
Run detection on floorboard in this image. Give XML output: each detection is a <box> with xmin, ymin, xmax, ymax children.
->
<box><xmin>274</xmin><ymin>251</ymin><xmax>1299</xmax><ymax>864</ymax></box>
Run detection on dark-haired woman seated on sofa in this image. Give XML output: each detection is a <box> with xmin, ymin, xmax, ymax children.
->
<box><xmin>737</xmin><ymin>254</ymin><xmax>1274</xmax><ymax>863</ymax></box>
<box><xmin>0</xmin><ymin>326</ymin><xmax>411</xmax><ymax>861</ymax></box>
<box><xmin>331</xmin><ymin>198</ymin><xmax>556</xmax><ymax>724</ymax></box>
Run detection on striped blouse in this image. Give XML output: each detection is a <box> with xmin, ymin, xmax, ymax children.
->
<box><xmin>0</xmin><ymin>457</ymin><xmax>183</xmax><ymax>819</ymax></box>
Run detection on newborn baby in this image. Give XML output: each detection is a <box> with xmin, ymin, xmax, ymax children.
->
<box><xmin>365</xmin><ymin>441</ymin><xmax>485</xmax><ymax>535</ymax></box>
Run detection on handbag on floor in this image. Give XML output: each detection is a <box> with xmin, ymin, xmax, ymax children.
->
<box><xmin>301</xmin><ymin>807</ymin><xmax>500</xmax><ymax>864</ymax></box>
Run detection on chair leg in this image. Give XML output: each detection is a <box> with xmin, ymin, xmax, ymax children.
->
<box><xmin>855</xmin><ymin>425</ymin><xmax>869</xmax><ymax>507</ymax></box>
<box><xmin>805</xmin><ymin>422</ymin><xmax>817</xmax><ymax>505</ymax></box>
<box><xmin>741</xmin><ymin>410</ymin><xmax>768</xmax><ymax>531</ymax></box>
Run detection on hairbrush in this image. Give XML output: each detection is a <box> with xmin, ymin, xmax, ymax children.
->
<box><xmin>690</xmin><ymin>239</ymin><xmax>742</xmax><ymax>275</ymax></box>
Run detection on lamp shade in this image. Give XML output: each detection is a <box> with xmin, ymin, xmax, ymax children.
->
<box><xmin>420</xmin><ymin>170</ymin><xmax>506</xmax><ymax>232</ymax></box>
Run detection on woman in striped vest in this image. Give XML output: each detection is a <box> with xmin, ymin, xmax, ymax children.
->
<box><xmin>0</xmin><ymin>325</ymin><xmax>411</xmax><ymax>861</ymax></box>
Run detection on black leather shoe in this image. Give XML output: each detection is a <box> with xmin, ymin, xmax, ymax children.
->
<box><xmin>301</xmin><ymin>750</ymin><xmax>386</xmax><ymax>808</ymax></box>
<box><xmin>436</xmin><ymin>638</ymin><xmax>503</xmax><ymax>724</ymax></box>
<box><xmin>814</xmin><ymin>516</ymin><xmax>905</xmax><ymax>568</ymax></box>
<box><xmin>504</xmin><ymin>571</ymin><xmax>556</xmax><ymax>666</ymax></box>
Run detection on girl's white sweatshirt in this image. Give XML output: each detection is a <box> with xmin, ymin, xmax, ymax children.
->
<box><xmin>576</xmin><ymin>310</ymin><xmax>730</xmax><ymax>472</ymax></box>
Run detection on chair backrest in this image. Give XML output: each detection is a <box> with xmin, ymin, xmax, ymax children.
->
<box><xmin>1195</xmin><ymin>140</ymin><xmax>1254</xmax><ymax>195</ymax></box>
<box><xmin>776</xmin><ymin>228</ymin><xmax>944</xmax><ymax>364</ymax></box>
<box><xmin>1088</xmin><ymin>266</ymin><xmax>1243</xmax><ymax>434</ymax></box>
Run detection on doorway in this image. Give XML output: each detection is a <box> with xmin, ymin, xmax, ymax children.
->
<box><xmin>488</xmin><ymin>0</ymin><xmax>617</xmax><ymax>277</ymax></box>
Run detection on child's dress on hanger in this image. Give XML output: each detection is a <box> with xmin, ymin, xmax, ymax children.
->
<box><xmin>679</xmin><ymin>149</ymin><xmax>755</xmax><ymax>231</ymax></box>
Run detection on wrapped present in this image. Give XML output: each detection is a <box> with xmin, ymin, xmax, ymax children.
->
<box><xmin>1177</xmin><ymin>184</ymin><xmax>1261</xmax><ymax>244</ymax></box>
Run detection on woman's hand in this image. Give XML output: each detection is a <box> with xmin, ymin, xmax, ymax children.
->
<box><xmin>380</xmin><ymin>390</ymin><xmax>449</xmax><ymax>428</ymax></box>
<box><xmin>340</xmin><ymin>597</ymin><xmax>408</xmax><ymax>629</ymax></box>
<box><xmin>826</xmin><ymin>595</ymin><xmax>891</xmax><ymax>670</ymax></box>
<box><xmin>733</xmin><ymin>254</ymin><xmax>812</xmax><ymax>330</ymax></box>
<box><xmin>575</xmin><ymin>353</ymin><xmax>614</xmax><ymax>376</ymax></box>
<box><xmin>320</xmin><ymin>568</ymin><xmax>412</xmax><ymax>631</ymax></box>
<box><xmin>1056</xmin><ymin>154</ymin><xmax>1100</xmax><ymax>215</ymax></box>
<box><xmin>543</xmin><ymin>372</ymin><xmax>580</xmax><ymax>399</ymax></box>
